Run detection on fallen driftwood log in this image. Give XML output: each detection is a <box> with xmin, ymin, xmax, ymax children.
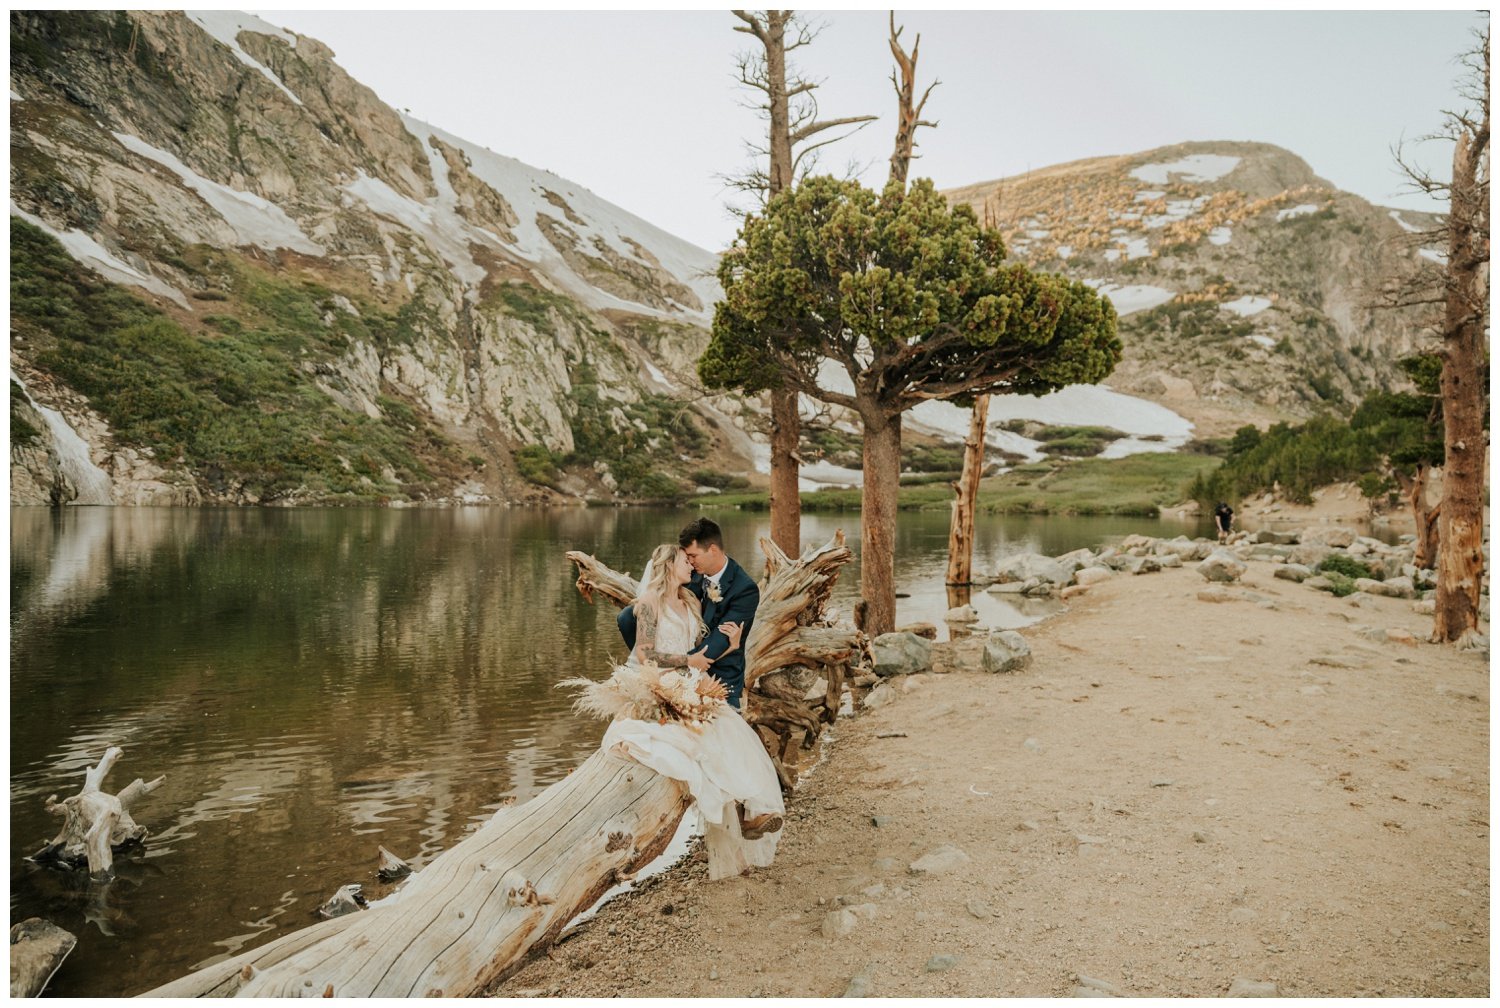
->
<box><xmin>10</xmin><ymin>918</ymin><xmax>76</xmax><ymax>997</ymax></box>
<box><xmin>568</xmin><ymin>531</ymin><xmax>868</xmax><ymax>787</ymax></box>
<box><xmin>142</xmin><ymin>750</ymin><xmax>689</xmax><ymax>997</ymax></box>
<box><xmin>141</xmin><ymin>535</ymin><xmax>857</xmax><ymax>996</ymax></box>
<box><xmin>31</xmin><ymin>746</ymin><xmax>163</xmax><ymax>876</ymax></box>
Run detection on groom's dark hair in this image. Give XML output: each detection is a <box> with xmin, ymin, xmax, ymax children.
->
<box><xmin>678</xmin><ymin>516</ymin><xmax>723</xmax><ymax>551</ymax></box>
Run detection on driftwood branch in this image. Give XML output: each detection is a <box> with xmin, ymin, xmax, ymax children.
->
<box><xmin>31</xmin><ymin>746</ymin><xmax>163</xmax><ymax>877</ymax></box>
<box><xmin>143</xmin><ymin>751</ymin><xmax>689</xmax><ymax>997</ymax></box>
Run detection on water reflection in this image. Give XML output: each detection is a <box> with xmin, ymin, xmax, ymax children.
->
<box><xmin>11</xmin><ymin>504</ymin><xmax>1219</xmax><ymax>996</ymax></box>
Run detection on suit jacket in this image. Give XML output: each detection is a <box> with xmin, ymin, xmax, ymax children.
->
<box><xmin>688</xmin><ymin>558</ymin><xmax>759</xmax><ymax>708</ymax></box>
<box><xmin>615</xmin><ymin>557</ymin><xmax>759</xmax><ymax>708</ymax></box>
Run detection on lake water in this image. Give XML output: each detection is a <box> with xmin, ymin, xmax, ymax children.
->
<box><xmin>9</xmin><ymin>505</ymin><xmax>1213</xmax><ymax>996</ymax></box>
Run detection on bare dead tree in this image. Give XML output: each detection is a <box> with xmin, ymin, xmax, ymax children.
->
<box><xmin>1389</xmin><ymin>27</ymin><xmax>1489</xmax><ymax>647</ymax></box>
<box><xmin>727</xmin><ymin>10</ymin><xmax>876</xmax><ymax>559</ymax></box>
<box><xmin>886</xmin><ymin>12</ymin><xmax>938</xmax><ymax>189</ymax></box>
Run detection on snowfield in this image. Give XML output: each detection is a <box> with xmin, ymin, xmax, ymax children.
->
<box><xmin>1129</xmin><ymin>154</ymin><xmax>1241</xmax><ymax>185</ymax></box>
<box><xmin>186</xmin><ymin>11</ymin><xmax>303</xmax><ymax>106</ymax></box>
<box><xmin>113</xmin><ymin>131</ymin><xmax>324</xmax><ymax>256</ymax></box>
<box><xmin>1276</xmin><ymin>203</ymin><xmax>1320</xmax><ymax>221</ymax></box>
<box><xmin>1084</xmin><ymin>281</ymin><xmax>1176</xmax><ymax>316</ymax></box>
<box><xmin>1221</xmin><ymin>295</ymin><xmax>1271</xmax><ymax>317</ymax></box>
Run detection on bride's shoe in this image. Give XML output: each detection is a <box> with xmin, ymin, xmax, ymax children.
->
<box><xmin>739</xmin><ymin>811</ymin><xmax>783</xmax><ymax>840</ymax></box>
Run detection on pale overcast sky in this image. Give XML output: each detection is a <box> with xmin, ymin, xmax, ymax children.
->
<box><xmin>258</xmin><ymin>8</ymin><xmax>1485</xmax><ymax>252</ymax></box>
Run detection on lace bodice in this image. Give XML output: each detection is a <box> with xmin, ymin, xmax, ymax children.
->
<box><xmin>634</xmin><ymin>600</ymin><xmax>703</xmax><ymax>667</ymax></box>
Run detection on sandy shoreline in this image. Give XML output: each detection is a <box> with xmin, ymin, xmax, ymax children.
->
<box><xmin>492</xmin><ymin>550</ymin><xmax>1488</xmax><ymax>998</ymax></box>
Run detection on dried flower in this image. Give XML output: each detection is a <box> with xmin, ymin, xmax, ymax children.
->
<box><xmin>561</xmin><ymin>660</ymin><xmax>728</xmax><ymax>725</ymax></box>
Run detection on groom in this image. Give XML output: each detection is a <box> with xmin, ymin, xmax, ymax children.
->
<box><xmin>618</xmin><ymin>516</ymin><xmax>759</xmax><ymax>710</ymax></box>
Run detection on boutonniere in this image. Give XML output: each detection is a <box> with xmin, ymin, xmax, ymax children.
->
<box><xmin>706</xmin><ymin>582</ymin><xmax>722</xmax><ymax>603</ymax></box>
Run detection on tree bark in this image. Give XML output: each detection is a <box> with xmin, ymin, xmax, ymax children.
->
<box><xmin>768</xmin><ymin>388</ymin><xmax>802</xmax><ymax>558</ymax></box>
<box><xmin>143</xmin><ymin>751</ymin><xmax>689</xmax><ymax>997</ymax></box>
<box><xmin>945</xmin><ymin>394</ymin><xmax>989</xmax><ymax>586</ymax></box>
<box><xmin>860</xmin><ymin>410</ymin><xmax>903</xmax><ymax>636</ymax></box>
<box><xmin>886</xmin><ymin>13</ymin><xmax>937</xmax><ymax>189</ymax></box>
<box><xmin>1432</xmin><ymin>72</ymin><xmax>1489</xmax><ymax>647</ymax></box>
<box><xmin>1396</xmin><ymin>464</ymin><xmax>1439</xmax><ymax>570</ymax></box>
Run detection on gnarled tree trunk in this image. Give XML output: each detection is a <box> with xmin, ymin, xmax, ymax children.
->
<box><xmin>945</xmin><ymin>393</ymin><xmax>990</xmax><ymax>587</ymax></box>
<box><xmin>859</xmin><ymin>410</ymin><xmax>903</xmax><ymax>637</ymax></box>
<box><xmin>1432</xmin><ymin>62</ymin><xmax>1489</xmax><ymax>647</ymax></box>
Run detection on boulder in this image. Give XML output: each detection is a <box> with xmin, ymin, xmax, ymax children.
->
<box><xmin>1060</xmin><ymin>585</ymin><xmax>1089</xmax><ymax>600</ymax></box>
<box><xmin>1248</xmin><ymin>544</ymin><xmax>1292</xmax><ymax>561</ymax></box>
<box><xmin>1156</xmin><ymin>553</ymin><xmax>1184</xmax><ymax>568</ymax></box>
<box><xmin>1152</xmin><ymin>537</ymin><xmax>1200</xmax><ymax>560</ymax></box>
<box><xmin>871</xmin><ymin>632</ymin><xmax>933</xmax><ymax>677</ymax></box>
<box><xmin>1053</xmin><ymin>547</ymin><xmax>1096</xmax><ymax>574</ymax></box>
<box><xmin>945</xmin><ymin>605</ymin><xmax>979</xmax><ymax>625</ymax></box>
<box><xmin>1197</xmin><ymin>548</ymin><xmax>1247</xmax><ymax>583</ymax></box>
<box><xmin>1273</xmin><ymin>563</ymin><xmax>1312</xmax><ymax>583</ymax></box>
<box><xmin>981</xmin><ymin>630</ymin><xmax>1032</xmax><ymax>674</ymax></box>
<box><xmin>1288</xmin><ymin>543</ymin><xmax>1333</xmax><ymax>568</ymax></box>
<box><xmin>1120</xmin><ymin>555</ymin><xmax>1163</xmax><ymax>576</ymax></box>
<box><xmin>1354</xmin><ymin>577</ymin><xmax>1414</xmax><ymax>599</ymax></box>
<box><xmin>896</xmin><ymin>622</ymin><xmax>938</xmax><ymax>640</ymax></box>
<box><xmin>1256</xmin><ymin>530</ymin><xmax>1300</xmax><ymax>545</ymax></box>
<box><xmin>1074</xmin><ymin>566</ymin><xmax>1114</xmax><ymax>587</ymax></box>
<box><xmin>994</xmin><ymin>552</ymin><xmax>1070</xmax><ymax>587</ymax></box>
<box><xmin>1298</xmin><ymin>526</ymin><xmax>1358</xmax><ymax>548</ymax></box>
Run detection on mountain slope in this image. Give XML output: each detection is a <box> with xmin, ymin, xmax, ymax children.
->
<box><xmin>10</xmin><ymin>10</ymin><xmax>728</xmax><ymax>506</ymax></box>
<box><xmin>945</xmin><ymin>140</ymin><xmax>1439</xmax><ymax>439</ymax></box>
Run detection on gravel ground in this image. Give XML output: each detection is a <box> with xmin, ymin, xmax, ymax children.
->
<box><xmin>492</xmin><ymin>563</ymin><xmax>1489</xmax><ymax>998</ymax></box>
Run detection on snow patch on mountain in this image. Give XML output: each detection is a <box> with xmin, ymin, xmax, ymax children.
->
<box><xmin>1221</xmin><ymin>295</ymin><xmax>1271</xmax><ymax>317</ymax></box>
<box><xmin>1130</xmin><ymin>154</ymin><xmax>1241</xmax><ymax>185</ymax></box>
<box><xmin>186</xmin><ymin>11</ymin><xmax>303</xmax><ymax>106</ymax></box>
<box><xmin>1084</xmin><ymin>281</ymin><xmax>1175</xmax><ymax>316</ymax></box>
<box><xmin>1419</xmin><ymin>248</ymin><xmax>1447</xmax><ymax>264</ymax></box>
<box><xmin>12</xmin><ymin>202</ymin><xmax>190</xmax><ymax>308</ymax></box>
<box><xmin>113</xmin><ymin>131</ymin><xmax>323</xmax><ymax>255</ymax></box>
<box><xmin>11</xmin><ymin>371</ymin><xmax>114</xmax><ymax>504</ymax></box>
<box><xmin>1388</xmin><ymin>209</ymin><xmax>1422</xmax><ymax>233</ymax></box>
<box><xmin>1276</xmin><ymin>203</ymin><xmax>1320</xmax><ymax>221</ymax></box>
<box><xmin>1207</xmin><ymin>226</ymin><xmax>1232</xmax><ymax>245</ymax></box>
<box><xmin>413</xmin><ymin>119</ymin><xmax>720</xmax><ymax>320</ymax></box>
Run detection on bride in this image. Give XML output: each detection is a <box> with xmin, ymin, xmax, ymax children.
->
<box><xmin>574</xmin><ymin>543</ymin><xmax>784</xmax><ymax>880</ymax></box>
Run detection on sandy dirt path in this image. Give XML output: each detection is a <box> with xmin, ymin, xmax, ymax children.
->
<box><xmin>494</xmin><ymin>563</ymin><xmax>1488</xmax><ymax>998</ymax></box>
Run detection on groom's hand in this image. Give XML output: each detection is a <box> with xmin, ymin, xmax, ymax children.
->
<box><xmin>686</xmin><ymin>651</ymin><xmax>712</xmax><ymax>672</ymax></box>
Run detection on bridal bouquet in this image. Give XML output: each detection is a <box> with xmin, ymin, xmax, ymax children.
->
<box><xmin>562</xmin><ymin>661</ymin><xmax>729</xmax><ymax>727</ymax></box>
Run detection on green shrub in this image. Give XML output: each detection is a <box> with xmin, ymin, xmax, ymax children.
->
<box><xmin>1316</xmin><ymin>571</ymin><xmax>1358</xmax><ymax>597</ymax></box>
<box><xmin>515</xmin><ymin>444</ymin><xmax>559</xmax><ymax>486</ymax></box>
<box><xmin>1319</xmin><ymin>553</ymin><xmax>1377</xmax><ymax>581</ymax></box>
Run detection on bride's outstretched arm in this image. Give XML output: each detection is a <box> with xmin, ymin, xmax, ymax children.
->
<box><xmin>635</xmin><ymin>605</ymin><xmax>692</xmax><ymax>668</ymax></box>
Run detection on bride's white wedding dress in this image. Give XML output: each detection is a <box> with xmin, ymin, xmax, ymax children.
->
<box><xmin>602</xmin><ymin>604</ymin><xmax>785</xmax><ymax>880</ymax></box>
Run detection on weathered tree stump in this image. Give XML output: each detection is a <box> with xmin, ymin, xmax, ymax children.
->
<box><xmin>142</xmin><ymin>750</ymin><xmax>689</xmax><ymax>997</ymax></box>
<box><xmin>30</xmin><ymin>746</ymin><xmax>163</xmax><ymax>876</ymax></box>
<box><xmin>10</xmin><ymin>918</ymin><xmax>76</xmax><ymax>997</ymax></box>
<box><xmin>377</xmin><ymin>845</ymin><xmax>413</xmax><ymax>882</ymax></box>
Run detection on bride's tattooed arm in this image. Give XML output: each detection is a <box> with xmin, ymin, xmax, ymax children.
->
<box><xmin>635</xmin><ymin>605</ymin><xmax>691</xmax><ymax>668</ymax></box>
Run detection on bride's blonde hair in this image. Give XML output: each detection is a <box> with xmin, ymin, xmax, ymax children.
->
<box><xmin>638</xmin><ymin>543</ymin><xmax>705</xmax><ymax>637</ymax></box>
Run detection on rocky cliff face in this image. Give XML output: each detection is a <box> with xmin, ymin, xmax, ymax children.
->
<box><xmin>12</xmin><ymin>15</ymin><xmax>1441</xmax><ymax>508</ymax></box>
<box><xmin>945</xmin><ymin>141</ymin><xmax>1438</xmax><ymax>439</ymax></box>
<box><xmin>10</xmin><ymin>10</ymin><xmax>725</xmax><ymax>506</ymax></box>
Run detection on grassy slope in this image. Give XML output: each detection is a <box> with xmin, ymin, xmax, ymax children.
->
<box><xmin>10</xmin><ymin>218</ymin><xmax>470</xmax><ymax>503</ymax></box>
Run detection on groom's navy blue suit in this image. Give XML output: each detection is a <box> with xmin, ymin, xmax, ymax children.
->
<box><xmin>616</xmin><ymin>557</ymin><xmax>759</xmax><ymax>709</ymax></box>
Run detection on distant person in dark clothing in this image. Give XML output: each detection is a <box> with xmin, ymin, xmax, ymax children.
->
<box><xmin>1214</xmin><ymin>502</ymin><xmax>1234</xmax><ymax>543</ymax></box>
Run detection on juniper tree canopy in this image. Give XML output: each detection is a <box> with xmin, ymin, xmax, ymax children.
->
<box><xmin>702</xmin><ymin>175</ymin><xmax>1122</xmax><ymax>635</ymax></box>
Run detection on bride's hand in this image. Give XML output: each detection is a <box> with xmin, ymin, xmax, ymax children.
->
<box><xmin>719</xmin><ymin>620</ymin><xmax>743</xmax><ymax>652</ymax></box>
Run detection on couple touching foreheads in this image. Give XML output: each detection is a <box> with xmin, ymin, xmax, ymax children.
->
<box><xmin>605</xmin><ymin>516</ymin><xmax>784</xmax><ymax>879</ymax></box>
